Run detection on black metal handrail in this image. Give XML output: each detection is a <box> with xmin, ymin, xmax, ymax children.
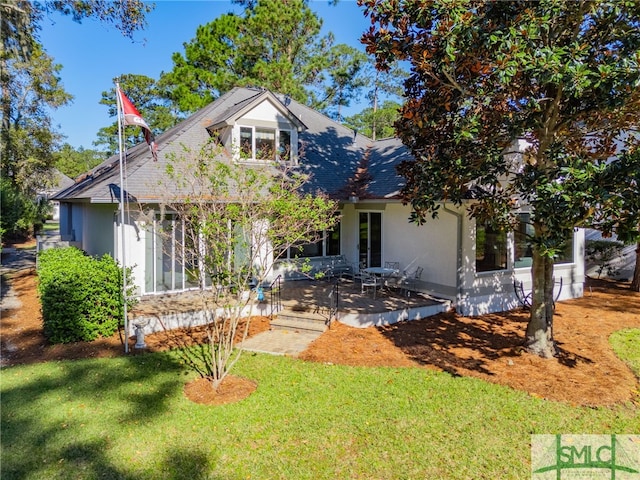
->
<box><xmin>327</xmin><ymin>278</ymin><xmax>339</xmax><ymax>328</ymax></box>
<box><xmin>269</xmin><ymin>275</ymin><xmax>282</xmax><ymax>318</ymax></box>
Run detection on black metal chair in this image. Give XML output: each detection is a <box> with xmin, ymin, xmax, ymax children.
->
<box><xmin>514</xmin><ymin>277</ymin><xmax>563</xmax><ymax>310</ymax></box>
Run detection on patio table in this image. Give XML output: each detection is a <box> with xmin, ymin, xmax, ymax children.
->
<box><xmin>363</xmin><ymin>267</ymin><xmax>399</xmax><ymax>277</ymax></box>
<box><xmin>363</xmin><ymin>267</ymin><xmax>401</xmax><ymax>293</ymax></box>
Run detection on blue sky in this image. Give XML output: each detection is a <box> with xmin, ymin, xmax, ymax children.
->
<box><xmin>39</xmin><ymin>0</ymin><xmax>373</xmax><ymax>150</ymax></box>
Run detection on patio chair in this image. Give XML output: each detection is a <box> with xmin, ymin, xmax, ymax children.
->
<box><xmin>360</xmin><ymin>272</ymin><xmax>381</xmax><ymax>299</ymax></box>
<box><xmin>353</xmin><ymin>260</ymin><xmax>367</xmax><ymax>282</ymax></box>
<box><xmin>514</xmin><ymin>277</ymin><xmax>563</xmax><ymax>310</ymax></box>
<box><xmin>400</xmin><ymin>266</ymin><xmax>423</xmax><ymax>297</ymax></box>
<box><xmin>382</xmin><ymin>261</ymin><xmax>401</xmax><ymax>287</ymax></box>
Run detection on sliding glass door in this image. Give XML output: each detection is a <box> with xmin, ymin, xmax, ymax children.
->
<box><xmin>358</xmin><ymin>212</ymin><xmax>382</xmax><ymax>269</ymax></box>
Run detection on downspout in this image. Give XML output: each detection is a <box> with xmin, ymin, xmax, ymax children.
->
<box><xmin>442</xmin><ymin>203</ymin><xmax>464</xmax><ymax>313</ymax></box>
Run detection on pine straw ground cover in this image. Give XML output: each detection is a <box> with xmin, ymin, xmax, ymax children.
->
<box><xmin>1</xmin><ymin>262</ymin><xmax>638</xmax><ymax>407</ymax></box>
<box><xmin>301</xmin><ymin>278</ymin><xmax>640</xmax><ymax>406</ymax></box>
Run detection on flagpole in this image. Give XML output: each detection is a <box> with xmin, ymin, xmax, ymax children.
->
<box><xmin>115</xmin><ymin>81</ymin><xmax>129</xmax><ymax>354</ymax></box>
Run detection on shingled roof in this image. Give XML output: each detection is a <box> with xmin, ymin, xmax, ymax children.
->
<box><xmin>54</xmin><ymin>87</ymin><xmax>411</xmax><ymax>203</ymax></box>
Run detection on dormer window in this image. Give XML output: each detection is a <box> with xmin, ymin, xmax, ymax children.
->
<box><xmin>239</xmin><ymin>125</ymin><xmax>292</xmax><ymax>161</ymax></box>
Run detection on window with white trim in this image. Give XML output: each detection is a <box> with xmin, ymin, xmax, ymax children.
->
<box><xmin>277</xmin><ymin>217</ymin><xmax>341</xmax><ymax>259</ymax></box>
<box><xmin>238</xmin><ymin>126</ymin><xmax>292</xmax><ymax>161</ymax></box>
<box><xmin>514</xmin><ymin>213</ymin><xmax>573</xmax><ymax>268</ymax></box>
<box><xmin>476</xmin><ymin>221</ymin><xmax>508</xmax><ymax>272</ymax></box>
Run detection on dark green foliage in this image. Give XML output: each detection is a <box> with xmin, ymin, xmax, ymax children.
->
<box><xmin>343</xmin><ymin>100</ymin><xmax>401</xmax><ymax>140</ymax></box>
<box><xmin>37</xmin><ymin>247</ymin><xmax>135</xmax><ymax>344</ymax></box>
<box><xmin>53</xmin><ymin>143</ymin><xmax>106</xmax><ymax>178</ymax></box>
<box><xmin>0</xmin><ymin>177</ymin><xmax>48</xmax><ymax>239</ymax></box>
<box><xmin>585</xmin><ymin>239</ymin><xmax>627</xmax><ymax>279</ymax></box>
<box><xmin>159</xmin><ymin>0</ymin><xmax>370</xmax><ymax>117</ymax></box>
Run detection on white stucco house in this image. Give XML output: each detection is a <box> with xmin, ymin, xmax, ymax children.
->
<box><xmin>52</xmin><ymin>87</ymin><xmax>585</xmax><ymax>316</ymax></box>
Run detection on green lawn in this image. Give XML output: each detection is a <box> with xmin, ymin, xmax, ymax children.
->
<box><xmin>1</xmin><ymin>351</ymin><xmax>638</xmax><ymax>480</ymax></box>
<box><xmin>610</xmin><ymin>328</ymin><xmax>640</xmax><ymax>378</ymax></box>
<box><xmin>41</xmin><ymin>222</ymin><xmax>59</xmax><ymax>232</ymax></box>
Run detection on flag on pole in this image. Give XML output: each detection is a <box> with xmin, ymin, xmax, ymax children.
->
<box><xmin>117</xmin><ymin>88</ymin><xmax>158</xmax><ymax>161</ymax></box>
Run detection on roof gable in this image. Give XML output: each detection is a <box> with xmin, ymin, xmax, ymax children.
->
<box><xmin>206</xmin><ymin>90</ymin><xmax>306</xmax><ymax>132</ymax></box>
<box><xmin>54</xmin><ymin>87</ymin><xmax>410</xmax><ymax>204</ymax></box>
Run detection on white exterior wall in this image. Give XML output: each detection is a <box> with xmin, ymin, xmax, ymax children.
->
<box><xmin>270</xmin><ymin>201</ymin><xmax>460</xmax><ymax>291</ymax></box>
<box><xmin>62</xmin><ymin>198</ymin><xmax>586</xmax><ymax>316</ymax></box>
<box><xmin>457</xmin><ymin>216</ymin><xmax>585</xmax><ymax>316</ymax></box>
<box><xmin>83</xmin><ymin>204</ymin><xmax>117</xmax><ymax>257</ymax></box>
<box><xmin>114</xmin><ymin>211</ymin><xmax>147</xmax><ymax>296</ymax></box>
<box><xmin>242</xmin><ymin>100</ymin><xmax>287</xmax><ymax>123</ymax></box>
<box><xmin>338</xmin><ymin>203</ymin><xmax>360</xmax><ymax>267</ymax></box>
<box><xmin>381</xmin><ymin>202</ymin><xmax>458</xmax><ymax>288</ymax></box>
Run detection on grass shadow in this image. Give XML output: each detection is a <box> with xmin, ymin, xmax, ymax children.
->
<box><xmin>0</xmin><ymin>352</ymin><xmax>201</xmax><ymax>479</ymax></box>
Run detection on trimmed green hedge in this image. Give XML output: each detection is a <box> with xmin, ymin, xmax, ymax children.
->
<box><xmin>37</xmin><ymin>247</ymin><xmax>135</xmax><ymax>344</ymax></box>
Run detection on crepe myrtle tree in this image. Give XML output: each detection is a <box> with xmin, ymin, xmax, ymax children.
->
<box><xmin>361</xmin><ymin>0</ymin><xmax>640</xmax><ymax>357</ymax></box>
<box><xmin>154</xmin><ymin>140</ymin><xmax>338</xmax><ymax>390</ymax></box>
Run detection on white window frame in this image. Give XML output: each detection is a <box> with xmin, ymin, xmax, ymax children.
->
<box><xmin>237</xmin><ymin>125</ymin><xmax>293</xmax><ymax>162</ymax></box>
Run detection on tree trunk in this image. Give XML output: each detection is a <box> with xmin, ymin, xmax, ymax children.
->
<box><xmin>525</xmin><ymin>246</ymin><xmax>557</xmax><ymax>358</ymax></box>
<box><xmin>631</xmin><ymin>241</ymin><xmax>640</xmax><ymax>292</ymax></box>
<box><xmin>372</xmin><ymin>73</ymin><xmax>378</xmax><ymax>141</ymax></box>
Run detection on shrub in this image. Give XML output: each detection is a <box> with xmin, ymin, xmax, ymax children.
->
<box><xmin>0</xmin><ymin>178</ymin><xmax>48</xmax><ymax>240</ymax></box>
<box><xmin>37</xmin><ymin>247</ymin><xmax>136</xmax><ymax>343</ymax></box>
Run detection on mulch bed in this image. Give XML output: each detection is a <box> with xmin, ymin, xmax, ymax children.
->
<box><xmin>2</xmin><ymin>247</ymin><xmax>639</xmax><ymax>407</ymax></box>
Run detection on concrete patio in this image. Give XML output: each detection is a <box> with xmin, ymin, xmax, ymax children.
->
<box><xmin>131</xmin><ymin>277</ymin><xmax>452</xmax><ymax>335</ymax></box>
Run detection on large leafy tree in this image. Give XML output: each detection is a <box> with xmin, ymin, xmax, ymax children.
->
<box><xmin>344</xmin><ymin>100</ymin><xmax>402</xmax><ymax>139</ymax></box>
<box><xmin>53</xmin><ymin>143</ymin><xmax>106</xmax><ymax>179</ymax></box>
<box><xmin>1</xmin><ymin>42</ymin><xmax>71</xmax><ymax>195</ymax></box>
<box><xmin>157</xmin><ymin>141</ymin><xmax>338</xmax><ymax>390</ymax></box>
<box><xmin>1</xmin><ymin>0</ymin><xmax>152</xmax><ymax>238</ymax></box>
<box><xmin>94</xmin><ymin>74</ymin><xmax>179</xmax><ymax>155</ymax></box>
<box><xmin>362</xmin><ymin>0</ymin><xmax>640</xmax><ymax>357</ymax></box>
<box><xmin>159</xmin><ymin>0</ymin><xmax>368</xmax><ymax>116</ymax></box>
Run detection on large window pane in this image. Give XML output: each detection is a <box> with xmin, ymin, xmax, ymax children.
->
<box><xmin>327</xmin><ymin>218</ymin><xmax>341</xmax><ymax>256</ymax></box>
<box><xmin>554</xmin><ymin>238</ymin><xmax>574</xmax><ymax>264</ymax></box>
<box><xmin>145</xmin><ymin>214</ymin><xmax>198</xmax><ymax>293</ymax></box>
<box><xmin>240</xmin><ymin>127</ymin><xmax>253</xmax><ymax>158</ymax></box>
<box><xmin>476</xmin><ymin>222</ymin><xmax>507</xmax><ymax>272</ymax></box>
<box><xmin>370</xmin><ymin>212</ymin><xmax>382</xmax><ymax>267</ymax></box>
<box><xmin>255</xmin><ymin>128</ymin><xmax>276</xmax><ymax>160</ymax></box>
<box><xmin>515</xmin><ymin>214</ymin><xmax>574</xmax><ymax>267</ymax></box>
<box><xmin>278</xmin><ymin>130</ymin><xmax>291</xmax><ymax>160</ymax></box>
<box><xmin>144</xmin><ymin>223</ymin><xmax>154</xmax><ymax>293</ymax></box>
<box><xmin>514</xmin><ymin>214</ymin><xmax>534</xmax><ymax>268</ymax></box>
<box><xmin>298</xmin><ymin>240</ymin><xmax>323</xmax><ymax>258</ymax></box>
<box><xmin>284</xmin><ymin>216</ymin><xmax>341</xmax><ymax>259</ymax></box>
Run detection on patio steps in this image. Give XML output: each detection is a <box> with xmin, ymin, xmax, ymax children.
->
<box><xmin>271</xmin><ymin>310</ymin><xmax>330</xmax><ymax>333</ymax></box>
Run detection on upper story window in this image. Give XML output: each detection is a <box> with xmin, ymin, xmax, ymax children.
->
<box><xmin>239</xmin><ymin>126</ymin><xmax>292</xmax><ymax>161</ymax></box>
